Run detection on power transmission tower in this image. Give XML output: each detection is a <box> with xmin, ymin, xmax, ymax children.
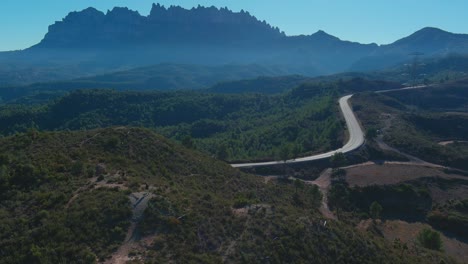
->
<box><xmin>408</xmin><ymin>52</ymin><xmax>424</xmax><ymax>86</ymax></box>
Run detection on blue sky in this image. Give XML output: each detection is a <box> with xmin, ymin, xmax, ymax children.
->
<box><xmin>1</xmin><ymin>0</ymin><xmax>467</xmax><ymax>51</ymax></box>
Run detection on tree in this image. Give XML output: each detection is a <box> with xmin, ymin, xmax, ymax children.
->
<box><xmin>279</xmin><ymin>144</ymin><xmax>291</xmax><ymax>161</ymax></box>
<box><xmin>366</xmin><ymin>128</ymin><xmax>378</xmax><ymax>140</ymax></box>
<box><xmin>417</xmin><ymin>228</ymin><xmax>443</xmax><ymax>251</ymax></box>
<box><xmin>27</xmin><ymin>127</ymin><xmax>39</xmax><ymax>141</ymax></box>
<box><xmin>294</xmin><ymin>179</ymin><xmax>305</xmax><ymax>194</ymax></box>
<box><xmin>292</xmin><ymin>144</ymin><xmax>302</xmax><ymax>160</ymax></box>
<box><xmin>330</xmin><ymin>152</ymin><xmax>347</xmax><ymax>168</ymax></box>
<box><xmin>105</xmin><ymin>136</ymin><xmax>120</xmax><ymax>149</ymax></box>
<box><xmin>370</xmin><ymin>201</ymin><xmax>383</xmax><ymax>220</ymax></box>
<box><xmin>308</xmin><ymin>185</ymin><xmax>322</xmax><ymax>208</ymax></box>
<box><xmin>181</xmin><ymin>135</ymin><xmax>194</xmax><ymax>149</ymax></box>
<box><xmin>216</xmin><ymin>143</ymin><xmax>229</xmax><ymax>160</ymax></box>
<box><xmin>0</xmin><ymin>154</ymin><xmax>10</xmax><ymax>166</ymax></box>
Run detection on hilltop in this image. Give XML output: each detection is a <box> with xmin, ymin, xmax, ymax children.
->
<box><xmin>0</xmin><ymin>127</ymin><xmax>455</xmax><ymax>263</ymax></box>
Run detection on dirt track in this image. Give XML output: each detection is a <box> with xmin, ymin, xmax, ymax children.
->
<box><xmin>308</xmin><ymin>169</ymin><xmax>336</xmax><ymax>220</ymax></box>
<box><xmin>104</xmin><ymin>192</ymin><xmax>154</xmax><ymax>264</ymax></box>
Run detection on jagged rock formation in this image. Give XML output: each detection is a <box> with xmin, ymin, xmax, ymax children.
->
<box><xmin>2</xmin><ymin>3</ymin><xmax>468</xmax><ymax>83</ymax></box>
<box><xmin>35</xmin><ymin>5</ymin><xmax>284</xmax><ymax>48</ymax></box>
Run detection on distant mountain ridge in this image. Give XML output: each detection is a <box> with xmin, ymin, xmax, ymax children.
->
<box><xmin>1</xmin><ymin>3</ymin><xmax>468</xmax><ymax>84</ymax></box>
<box><xmin>4</xmin><ymin>4</ymin><xmax>378</xmax><ymax>77</ymax></box>
<box><xmin>35</xmin><ymin>4</ymin><xmax>284</xmax><ymax>48</ymax></box>
<box><xmin>352</xmin><ymin>27</ymin><xmax>468</xmax><ymax>70</ymax></box>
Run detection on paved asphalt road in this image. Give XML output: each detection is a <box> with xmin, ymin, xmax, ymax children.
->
<box><xmin>231</xmin><ymin>94</ymin><xmax>364</xmax><ymax>168</ymax></box>
<box><xmin>231</xmin><ymin>85</ymin><xmax>430</xmax><ymax>168</ymax></box>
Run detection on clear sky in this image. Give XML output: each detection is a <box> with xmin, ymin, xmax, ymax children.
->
<box><xmin>1</xmin><ymin>0</ymin><xmax>467</xmax><ymax>51</ymax></box>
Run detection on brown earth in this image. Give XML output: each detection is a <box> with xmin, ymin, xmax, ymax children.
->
<box><xmin>357</xmin><ymin>219</ymin><xmax>468</xmax><ymax>264</ymax></box>
<box><xmin>308</xmin><ymin>168</ymin><xmax>336</xmax><ymax>220</ymax></box>
<box><xmin>104</xmin><ymin>192</ymin><xmax>154</xmax><ymax>264</ymax></box>
<box><xmin>343</xmin><ymin>163</ymin><xmax>467</xmax><ymax>187</ymax></box>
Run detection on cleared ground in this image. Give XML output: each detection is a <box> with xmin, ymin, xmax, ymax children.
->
<box><xmin>357</xmin><ymin>219</ymin><xmax>468</xmax><ymax>264</ymax></box>
<box><xmin>344</xmin><ymin>163</ymin><xmax>467</xmax><ymax>187</ymax></box>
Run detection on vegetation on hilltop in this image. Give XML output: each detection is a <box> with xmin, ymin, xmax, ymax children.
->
<box><xmin>0</xmin><ymin>127</ymin><xmax>456</xmax><ymax>263</ymax></box>
<box><xmin>0</xmin><ymin>77</ymin><xmax>405</xmax><ymax>163</ymax></box>
<box><xmin>0</xmin><ymin>83</ymin><xmax>347</xmax><ymax>162</ymax></box>
<box><xmin>352</xmin><ymin>80</ymin><xmax>468</xmax><ymax>170</ymax></box>
<box><xmin>383</xmin><ymin>78</ymin><xmax>468</xmax><ymax>112</ymax></box>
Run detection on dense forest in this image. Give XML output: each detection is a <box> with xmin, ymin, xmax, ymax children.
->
<box><xmin>0</xmin><ymin>81</ymin><xmax>351</xmax><ymax>162</ymax></box>
<box><xmin>0</xmin><ymin>77</ymin><xmax>403</xmax><ymax>162</ymax></box>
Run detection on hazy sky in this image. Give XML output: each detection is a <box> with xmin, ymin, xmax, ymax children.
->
<box><xmin>1</xmin><ymin>0</ymin><xmax>467</xmax><ymax>51</ymax></box>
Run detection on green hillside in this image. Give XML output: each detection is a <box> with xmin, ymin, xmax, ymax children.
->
<box><xmin>0</xmin><ymin>86</ymin><xmax>344</xmax><ymax>162</ymax></box>
<box><xmin>0</xmin><ymin>127</ymin><xmax>455</xmax><ymax>263</ymax></box>
<box><xmin>0</xmin><ymin>78</ymin><xmax>405</xmax><ymax>162</ymax></box>
<box><xmin>352</xmin><ymin>78</ymin><xmax>468</xmax><ymax>170</ymax></box>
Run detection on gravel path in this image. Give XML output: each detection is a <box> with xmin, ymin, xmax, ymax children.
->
<box><xmin>104</xmin><ymin>192</ymin><xmax>154</xmax><ymax>264</ymax></box>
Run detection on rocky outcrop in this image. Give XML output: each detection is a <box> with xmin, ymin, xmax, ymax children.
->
<box><xmin>35</xmin><ymin>4</ymin><xmax>284</xmax><ymax>48</ymax></box>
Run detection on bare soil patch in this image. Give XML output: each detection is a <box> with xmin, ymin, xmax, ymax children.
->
<box><xmin>344</xmin><ymin>163</ymin><xmax>467</xmax><ymax>187</ymax></box>
<box><xmin>375</xmin><ymin>220</ymin><xmax>468</xmax><ymax>264</ymax></box>
<box><xmin>231</xmin><ymin>204</ymin><xmax>272</xmax><ymax>218</ymax></box>
<box><xmin>438</xmin><ymin>140</ymin><xmax>468</xmax><ymax>146</ymax></box>
<box><xmin>428</xmin><ymin>183</ymin><xmax>468</xmax><ymax>203</ymax></box>
<box><xmin>308</xmin><ymin>168</ymin><xmax>336</xmax><ymax>220</ymax></box>
<box><xmin>104</xmin><ymin>192</ymin><xmax>154</xmax><ymax>264</ymax></box>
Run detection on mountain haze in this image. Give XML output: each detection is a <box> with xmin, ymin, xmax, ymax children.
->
<box><xmin>0</xmin><ymin>4</ymin><xmax>376</xmax><ymax>83</ymax></box>
<box><xmin>353</xmin><ymin>27</ymin><xmax>468</xmax><ymax>70</ymax></box>
<box><xmin>1</xmin><ymin>4</ymin><xmax>468</xmax><ymax>85</ymax></box>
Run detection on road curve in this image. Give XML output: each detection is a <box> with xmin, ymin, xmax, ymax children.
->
<box><xmin>231</xmin><ymin>85</ymin><xmax>432</xmax><ymax>168</ymax></box>
<box><xmin>231</xmin><ymin>94</ymin><xmax>365</xmax><ymax>168</ymax></box>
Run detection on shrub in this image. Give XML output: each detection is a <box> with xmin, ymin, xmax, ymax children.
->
<box><xmin>370</xmin><ymin>201</ymin><xmax>383</xmax><ymax>220</ymax></box>
<box><xmin>330</xmin><ymin>152</ymin><xmax>347</xmax><ymax>168</ymax></box>
<box><xmin>233</xmin><ymin>197</ymin><xmax>250</xmax><ymax>209</ymax></box>
<box><xmin>417</xmin><ymin>228</ymin><xmax>443</xmax><ymax>251</ymax></box>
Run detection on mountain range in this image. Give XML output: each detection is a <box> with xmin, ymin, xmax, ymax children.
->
<box><xmin>1</xmin><ymin>3</ymin><xmax>468</xmax><ymax>85</ymax></box>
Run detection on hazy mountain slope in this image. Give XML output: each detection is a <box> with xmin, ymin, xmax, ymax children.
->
<box><xmin>352</xmin><ymin>28</ymin><xmax>468</xmax><ymax>71</ymax></box>
<box><xmin>2</xmin><ymin>5</ymin><xmax>468</xmax><ymax>85</ymax></box>
<box><xmin>383</xmin><ymin>27</ymin><xmax>468</xmax><ymax>55</ymax></box>
<box><xmin>0</xmin><ymin>4</ymin><xmax>378</xmax><ymax>84</ymax></box>
<box><xmin>0</xmin><ymin>63</ymin><xmax>297</xmax><ymax>104</ymax></box>
<box><xmin>206</xmin><ymin>75</ymin><xmax>310</xmax><ymax>94</ymax></box>
<box><xmin>75</xmin><ymin>63</ymin><xmax>293</xmax><ymax>90</ymax></box>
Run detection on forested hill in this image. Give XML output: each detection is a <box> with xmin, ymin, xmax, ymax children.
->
<box><xmin>0</xmin><ymin>78</ymin><xmax>402</xmax><ymax>161</ymax></box>
<box><xmin>0</xmin><ymin>127</ymin><xmax>455</xmax><ymax>263</ymax></box>
<box><xmin>0</xmin><ymin>88</ymin><xmax>344</xmax><ymax>162</ymax></box>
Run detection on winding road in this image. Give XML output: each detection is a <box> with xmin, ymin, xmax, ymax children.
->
<box><xmin>231</xmin><ymin>94</ymin><xmax>365</xmax><ymax>168</ymax></box>
<box><xmin>231</xmin><ymin>85</ymin><xmax>430</xmax><ymax>168</ymax></box>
